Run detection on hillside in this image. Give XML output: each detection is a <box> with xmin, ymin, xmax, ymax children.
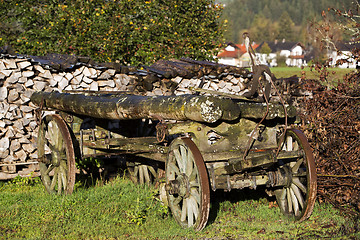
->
<box><xmin>220</xmin><ymin>0</ymin><xmax>354</xmax><ymax>44</ymax></box>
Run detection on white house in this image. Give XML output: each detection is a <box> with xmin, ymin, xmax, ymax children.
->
<box><xmin>328</xmin><ymin>42</ymin><xmax>360</xmax><ymax>68</ymax></box>
<box><xmin>257</xmin><ymin>40</ymin><xmax>306</xmax><ymax>67</ymax></box>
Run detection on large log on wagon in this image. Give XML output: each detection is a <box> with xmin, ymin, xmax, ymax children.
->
<box><xmin>31</xmin><ymin>92</ymin><xmax>241</xmax><ymax>123</ymax></box>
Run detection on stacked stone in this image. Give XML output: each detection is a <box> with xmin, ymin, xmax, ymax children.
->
<box><xmin>0</xmin><ymin>55</ymin><xmax>251</xmax><ymax>178</ymax></box>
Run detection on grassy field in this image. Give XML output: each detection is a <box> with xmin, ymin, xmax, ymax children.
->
<box><xmin>0</xmin><ymin>176</ymin><xmax>359</xmax><ymax>239</ymax></box>
<box><xmin>271</xmin><ymin>66</ymin><xmax>355</xmax><ymax>80</ymax></box>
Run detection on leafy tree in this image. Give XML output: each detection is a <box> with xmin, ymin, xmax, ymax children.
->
<box><xmin>259</xmin><ymin>42</ymin><xmax>271</xmax><ymax>54</ymax></box>
<box><xmin>0</xmin><ymin>0</ymin><xmax>225</xmax><ymax>66</ymax></box>
<box><xmin>248</xmin><ymin>14</ymin><xmax>278</xmax><ymax>42</ymax></box>
<box><xmin>277</xmin><ymin>11</ymin><xmax>295</xmax><ymax>41</ymax></box>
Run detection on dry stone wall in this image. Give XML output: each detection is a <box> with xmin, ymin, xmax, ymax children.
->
<box><xmin>0</xmin><ymin>54</ymin><xmax>251</xmax><ymax>177</ymax></box>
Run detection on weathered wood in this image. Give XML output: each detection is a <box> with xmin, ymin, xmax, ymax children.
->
<box><xmin>31</xmin><ymin>91</ymin><xmax>241</xmax><ymax>123</ymax></box>
<box><xmin>213</xmin><ymin>150</ymin><xmax>305</xmax><ymax>175</ymax></box>
<box><xmin>238</xmin><ymin>102</ymin><xmax>297</xmax><ymax>119</ymax></box>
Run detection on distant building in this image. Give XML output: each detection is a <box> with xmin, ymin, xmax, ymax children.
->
<box><xmin>216</xmin><ymin>42</ymin><xmax>259</xmax><ymax>67</ymax></box>
<box><xmin>328</xmin><ymin>42</ymin><xmax>360</xmax><ymax>68</ymax></box>
<box><xmin>216</xmin><ymin>40</ymin><xmax>306</xmax><ymax>68</ymax></box>
<box><xmin>257</xmin><ymin>40</ymin><xmax>306</xmax><ymax>67</ymax></box>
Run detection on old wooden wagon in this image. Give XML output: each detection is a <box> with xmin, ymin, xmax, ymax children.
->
<box><xmin>30</xmin><ymin>90</ymin><xmax>317</xmax><ymax>231</ymax></box>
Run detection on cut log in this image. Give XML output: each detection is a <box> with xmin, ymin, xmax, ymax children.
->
<box><xmin>3</xmin><ymin>59</ymin><xmax>17</xmax><ymax>69</ymax></box>
<box><xmin>10</xmin><ymin>139</ymin><xmax>21</xmax><ymax>152</ymax></box>
<box><xmin>33</xmin><ymin>80</ymin><xmax>47</xmax><ymax>91</ymax></box>
<box><xmin>58</xmin><ymin>77</ymin><xmax>69</xmax><ymax>90</ymax></box>
<box><xmin>34</xmin><ymin>65</ymin><xmax>45</xmax><ymax>73</ymax></box>
<box><xmin>38</xmin><ymin>70</ymin><xmax>52</xmax><ymax>79</ymax></box>
<box><xmin>7</xmin><ymin>89</ymin><xmax>19</xmax><ymax>102</ymax></box>
<box><xmin>0</xmin><ymin>149</ymin><xmax>9</xmax><ymax>158</ymax></box>
<box><xmin>13</xmin><ymin>119</ymin><xmax>24</xmax><ymax>132</ymax></box>
<box><xmin>0</xmin><ymin>87</ymin><xmax>7</xmax><ymax>101</ymax></box>
<box><xmin>89</xmin><ymin>81</ymin><xmax>98</xmax><ymax>91</ymax></box>
<box><xmin>15</xmin><ymin>149</ymin><xmax>27</xmax><ymax>162</ymax></box>
<box><xmin>7</xmin><ymin>71</ymin><xmax>22</xmax><ymax>84</ymax></box>
<box><xmin>22</xmin><ymin>71</ymin><xmax>35</xmax><ymax>78</ymax></box>
<box><xmin>17</xmin><ymin>61</ymin><xmax>32</xmax><ymax>69</ymax></box>
<box><xmin>22</xmin><ymin>143</ymin><xmax>36</xmax><ymax>153</ymax></box>
<box><xmin>20</xmin><ymin>105</ymin><xmax>34</xmax><ymax>113</ymax></box>
<box><xmin>0</xmin><ymin>137</ymin><xmax>10</xmax><ymax>153</ymax></box>
<box><xmin>0</xmin><ymin>69</ymin><xmax>12</xmax><ymax>77</ymax></box>
<box><xmin>0</xmin><ymin>102</ymin><xmax>10</xmax><ymax>118</ymax></box>
<box><xmin>31</xmin><ymin>91</ymin><xmax>241</xmax><ymax>123</ymax></box>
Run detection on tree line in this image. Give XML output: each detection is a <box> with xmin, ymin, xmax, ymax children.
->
<box><xmin>220</xmin><ymin>0</ymin><xmax>354</xmax><ymax>44</ymax></box>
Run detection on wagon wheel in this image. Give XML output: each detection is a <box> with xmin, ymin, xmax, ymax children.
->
<box><xmin>37</xmin><ymin>114</ymin><xmax>76</xmax><ymax>194</ymax></box>
<box><xmin>274</xmin><ymin>129</ymin><xmax>317</xmax><ymax>221</ymax></box>
<box><xmin>127</xmin><ymin>118</ymin><xmax>164</xmax><ymax>185</ymax></box>
<box><xmin>126</xmin><ymin>161</ymin><xmax>163</xmax><ymax>185</ymax></box>
<box><xmin>166</xmin><ymin>137</ymin><xmax>210</xmax><ymax>231</ymax></box>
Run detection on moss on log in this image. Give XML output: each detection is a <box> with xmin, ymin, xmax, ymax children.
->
<box><xmin>31</xmin><ymin>92</ymin><xmax>241</xmax><ymax>123</ymax></box>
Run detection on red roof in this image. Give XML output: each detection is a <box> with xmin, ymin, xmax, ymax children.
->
<box><xmin>290</xmin><ymin>55</ymin><xmax>304</xmax><ymax>59</ymax></box>
<box><xmin>217</xmin><ymin>43</ymin><xmax>259</xmax><ymax>58</ymax></box>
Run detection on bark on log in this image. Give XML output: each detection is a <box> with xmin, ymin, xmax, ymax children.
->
<box><xmin>31</xmin><ymin>91</ymin><xmax>240</xmax><ymax>123</ymax></box>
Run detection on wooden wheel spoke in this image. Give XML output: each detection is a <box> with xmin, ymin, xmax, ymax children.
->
<box><xmin>293</xmin><ymin>177</ymin><xmax>307</xmax><ymax>193</ymax></box>
<box><xmin>275</xmin><ymin>189</ymin><xmax>287</xmax><ymax>212</ymax></box>
<box><xmin>148</xmin><ymin>166</ymin><xmax>157</xmax><ymax>178</ymax></box>
<box><xmin>190</xmin><ymin>188</ymin><xmax>201</xmax><ymax>204</ymax></box>
<box><xmin>168</xmin><ymin>162</ymin><xmax>180</xmax><ymax>176</ymax></box>
<box><xmin>286</xmin><ymin>136</ymin><xmax>293</xmax><ymax>151</ymax></box>
<box><xmin>286</xmin><ymin>188</ymin><xmax>293</xmax><ymax>213</ymax></box>
<box><xmin>139</xmin><ymin>165</ymin><xmax>144</xmax><ymax>185</ymax></box>
<box><xmin>133</xmin><ymin>166</ymin><xmax>139</xmax><ymax>178</ymax></box>
<box><xmin>179</xmin><ymin>145</ymin><xmax>188</xmax><ymax>169</ymax></box>
<box><xmin>293</xmin><ymin>171</ymin><xmax>307</xmax><ymax>177</ymax></box>
<box><xmin>60</xmin><ymin>161</ymin><xmax>68</xmax><ymax>189</ymax></box>
<box><xmin>174</xmin><ymin>148</ymin><xmax>184</xmax><ymax>173</ymax></box>
<box><xmin>291</xmin><ymin>183</ymin><xmax>304</xmax><ymax>209</ymax></box>
<box><xmin>186</xmin><ymin>153</ymin><xmax>194</xmax><ymax>176</ymax></box>
<box><xmin>292</xmin><ymin>158</ymin><xmax>303</xmax><ymax>173</ymax></box>
<box><xmin>142</xmin><ymin>165</ymin><xmax>151</xmax><ymax>184</ymax></box>
<box><xmin>44</xmin><ymin>164</ymin><xmax>55</xmax><ymax>176</ymax></box>
<box><xmin>189</xmin><ymin>196</ymin><xmax>199</xmax><ymax>220</ymax></box>
<box><xmin>57</xmin><ymin>169</ymin><xmax>62</xmax><ymax>194</ymax></box>
<box><xmin>189</xmin><ymin>166</ymin><xmax>198</xmax><ymax>182</ymax></box>
<box><xmin>186</xmin><ymin>198</ymin><xmax>194</xmax><ymax>227</ymax></box>
<box><xmin>189</xmin><ymin>180</ymin><xmax>200</xmax><ymax>188</ymax></box>
<box><xmin>181</xmin><ymin>198</ymin><xmax>188</xmax><ymax>222</ymax></box>
<box><xmin>280</xmin><ymin>188</ymin><xmax>287</xmax><ymax>200</ymax></box>
<box><xmin>50</xmin><ymin>168</ymin><xmax>58</xmax><ymax>191</ymax></box>
<box><xmin>171</xmin><ymin>196</ymin><xmax>182</xmax><ymax>206</ymax></box>
<box><xmin>289</xmin><ymin>187</ymin><xmax>300</xmax><ymax>216</ymax></box>
<box><xmin>293</xmin><ymin>140</ymin><xmax>299</xmax><ymax>151</ymax></box>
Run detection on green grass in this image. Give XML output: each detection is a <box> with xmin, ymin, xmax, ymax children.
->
<box><xmin>0</xmin><ymin>176</ymin><xmax>359</xmax><ymax>239</ymax></box>
<box><xmin>271</xmin><ymin>66</ymin><xmax>354</xmax><ymax>80</ymax></box>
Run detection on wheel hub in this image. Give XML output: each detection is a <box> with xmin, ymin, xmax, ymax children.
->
<box><xmin>166</xmin><ymin>174</ymin><xmax>190</xmax><ymax>198</ymax></box>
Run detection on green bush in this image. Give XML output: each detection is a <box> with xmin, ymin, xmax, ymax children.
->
<box><xmin>0</xmin><ymin>0</ymin><xmax>224</xmax><ymax>66</ymax></box>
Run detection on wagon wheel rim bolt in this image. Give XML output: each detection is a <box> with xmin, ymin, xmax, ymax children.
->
<box><xmin>274</xmin><ymin>129</ymin><xmax>317</xmax><ymax>222</ymax></box>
